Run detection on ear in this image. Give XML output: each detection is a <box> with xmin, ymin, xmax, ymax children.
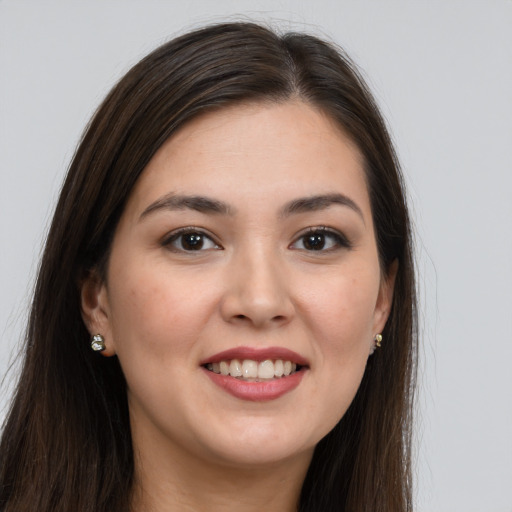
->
<box><xmin>80</xmin><ymin>270</ymin><xmax>116</xmax><ymax>356</ymax></box>
<box><xmin>372</xmin><ymin>259</ymin><xmax>398</xmax><ymax>335</ymax></box>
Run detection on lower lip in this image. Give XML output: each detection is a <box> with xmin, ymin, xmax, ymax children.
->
<box><xmin>203</xmin><ymin>368</ymin><xmax>306</xmax><ymax>402</ymax></box>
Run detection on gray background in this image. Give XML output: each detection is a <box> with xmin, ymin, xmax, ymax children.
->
<box><xmin>1</xmin><ymin>1</ymin><xmax>511</xmax><ymax>510</ymax></box>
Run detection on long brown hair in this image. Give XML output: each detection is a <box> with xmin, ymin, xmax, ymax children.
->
<box><xmin>0</xmin><ymin>22</ymin><xmax>417</xmax><ymax>511</ymax></box>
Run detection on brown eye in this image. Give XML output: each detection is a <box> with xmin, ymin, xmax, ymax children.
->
<box><xmin>181</xmin><ymin>233</ymin><xmax>205</xmax><ymax>250</ymax></box>
<box><xmin>163</xmin><ymin>229</ymin><xmax>220</xmax><ymax>252</ymax></box>
<box><xmin>303</xmin><ymin>233</ymin><xmax>327</xmax><ymax>250</ymax></box>
<box><xmin>291</xmin><ymin>228</ymin><xmax>350</xmax><ymax>252</ymax></box>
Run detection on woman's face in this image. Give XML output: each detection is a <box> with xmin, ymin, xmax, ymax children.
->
<box><xmin>83</xmin><ymin>101</ymin><xmax>395</xmax><ymax>470</ymax></box>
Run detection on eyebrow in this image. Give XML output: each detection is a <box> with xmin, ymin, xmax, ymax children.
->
<box><xmin>280</xmin><ymin>193</ymin><xmax>364</xmax><ymax>221</ymax></box>
<box><xmin>140</xmin><ymin>194</ymin><xmax>233</xmax><ymax>219</ymax></box>
<box><xmin>139</xmin><ymin>192</ymin><xmax>364</xmax><ymax>221</ymax></box>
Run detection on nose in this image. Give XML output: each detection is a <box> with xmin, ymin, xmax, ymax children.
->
<box><xmin>219</xmin><ymin>247</ymin><xmax>294</xmax><ymax>329</ymax></box>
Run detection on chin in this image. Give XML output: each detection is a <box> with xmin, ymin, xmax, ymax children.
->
<box><xmin>190</xmin><ymin>416</ymin><xmax>322</xmax><ymax>469</ymax></box>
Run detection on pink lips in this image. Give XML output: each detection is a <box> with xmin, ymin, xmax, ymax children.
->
<box><xmin>201</xmin><ymin>346</ymin><xmax>309</xmax><ymax>402</ymax></box>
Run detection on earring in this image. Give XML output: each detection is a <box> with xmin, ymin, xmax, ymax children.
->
<box><xmin>370</xmin><ymin>333</ymin><xmax>383</xmax><ymax>355</ymax></box>
<box><xmin>90</xmin><ymin>334</ymin><xmax>106</xmax><ymax>352</ymax></box>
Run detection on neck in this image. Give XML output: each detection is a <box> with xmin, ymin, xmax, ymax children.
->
<box><xmin>129</xmin><ymin>429</ymin><xmax>312</xmax><ymax>512</ymax></box>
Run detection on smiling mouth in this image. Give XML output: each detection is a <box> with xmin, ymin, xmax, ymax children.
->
<box><xmin>203</xmin><ymin>359</ymin><xmax>305</xmax><ymax>381</ymax></box>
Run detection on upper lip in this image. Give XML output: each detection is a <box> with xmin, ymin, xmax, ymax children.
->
<box><xmin>200</xmin><ymin>346</ymin><xmax>309</xmax><ymax>366</ymax></box>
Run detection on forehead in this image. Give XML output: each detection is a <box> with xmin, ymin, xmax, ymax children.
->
<box><xmin>125</xmin><ymin>101</ymin><xmax>370</xmax><ymax>218</ymax></box>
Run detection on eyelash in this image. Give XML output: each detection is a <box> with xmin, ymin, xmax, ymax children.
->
<box><xmin>290</xmin><ymin>227</ymin><xmax>352</xmax><ymax>252</ymax></box>
<box><xmin>161</xmin><ymin>226</ymin><xmax>351</xmax><ymax>253</ymax></box>
<box><xmin>161</xmin><ymin>227</ymin><xmax>221</xmax><ymax>253</ymax></box>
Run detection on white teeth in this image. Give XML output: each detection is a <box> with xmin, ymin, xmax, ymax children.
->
<box><xmin>219</xmin><ymin>361</ymin><xmax>229</xmax><ymax>376</ymax></box>
<box><xmin>206</xmin><ymin>358</ymin><xmax>301</xmax><ymax>380</ymax></box>
<box><xmin>274</xmin><ymin>359</ymin><xmax>284</xmax><ymax>377</ymax></box>
<box><xmin>229</xmin><ymin>359</ymin><xmax>242</xmax><ymax>377</ymax></box>
<box><xmin>242</xmin><ymin>360</ymin><xmax>258</xmax><ymax>378</ymax></box>
<box><xmin>258</xmin><ymin>360</ymin><xmax>275</xmax><ymax>379</ymax></box>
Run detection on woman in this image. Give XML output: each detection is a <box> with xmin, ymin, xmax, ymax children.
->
<box><xmin>0</xmin><ymin>22</ymin><xmax>417</xmax><ymax>512</ymax></box>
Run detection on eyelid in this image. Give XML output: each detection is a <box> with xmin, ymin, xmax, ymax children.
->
<box><xmin>161</xmin><ymin>226</ymin><xmax>222</xmax><ymax>252</ymax></box>
<box><xmin>289</xmin><ymin>226</ymin><xmax>352</xmax><ymax>251</ymax></box>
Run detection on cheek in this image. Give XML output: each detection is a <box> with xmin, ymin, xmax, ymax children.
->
<box><xmin>106</xmin><ymin>262</ymin><xmax>217</xmax><ymax>359</ymax></box>
<box><xmin>301</xmin><ymin>269</ymin><xmax>380</xmax><ymax>353</ymax></box>
<box><xmin>301</xmin><ymin>273</ymin><xmax>377</xmax><ymax>426</ymax></box>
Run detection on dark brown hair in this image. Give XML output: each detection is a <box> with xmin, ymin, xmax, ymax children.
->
<box><xmin>0</xmin><ymin>22</ymin><xmax>417</xmax><ymax>511</ymax></box>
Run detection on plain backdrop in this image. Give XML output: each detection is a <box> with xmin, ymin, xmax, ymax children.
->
<box><xmin>1</xmin><ymin>1</ymin><xmax>511</xmax><ymax>511</ymax></box>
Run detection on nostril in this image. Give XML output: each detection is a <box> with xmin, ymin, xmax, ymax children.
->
<box><xmin>234</xmin><ymin>314</ymin><xmax>285</xmax><ymax>320</ymax></box>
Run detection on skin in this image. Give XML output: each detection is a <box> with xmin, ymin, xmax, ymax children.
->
<box><xmin>82</xmin><ymin>101</ymin><xmax>396</xmax><ymax>512</ymax></box>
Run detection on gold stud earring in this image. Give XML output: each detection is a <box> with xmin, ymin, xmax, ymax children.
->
<box><xmin>370</xmin><ymin>333</ymin><xmax>383</xmax><ymax>355</ymax></box>
<box><xmin>90</xmin><ymin>334</ymin><xmax>106</xmax><ymax>352</ymax></box>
